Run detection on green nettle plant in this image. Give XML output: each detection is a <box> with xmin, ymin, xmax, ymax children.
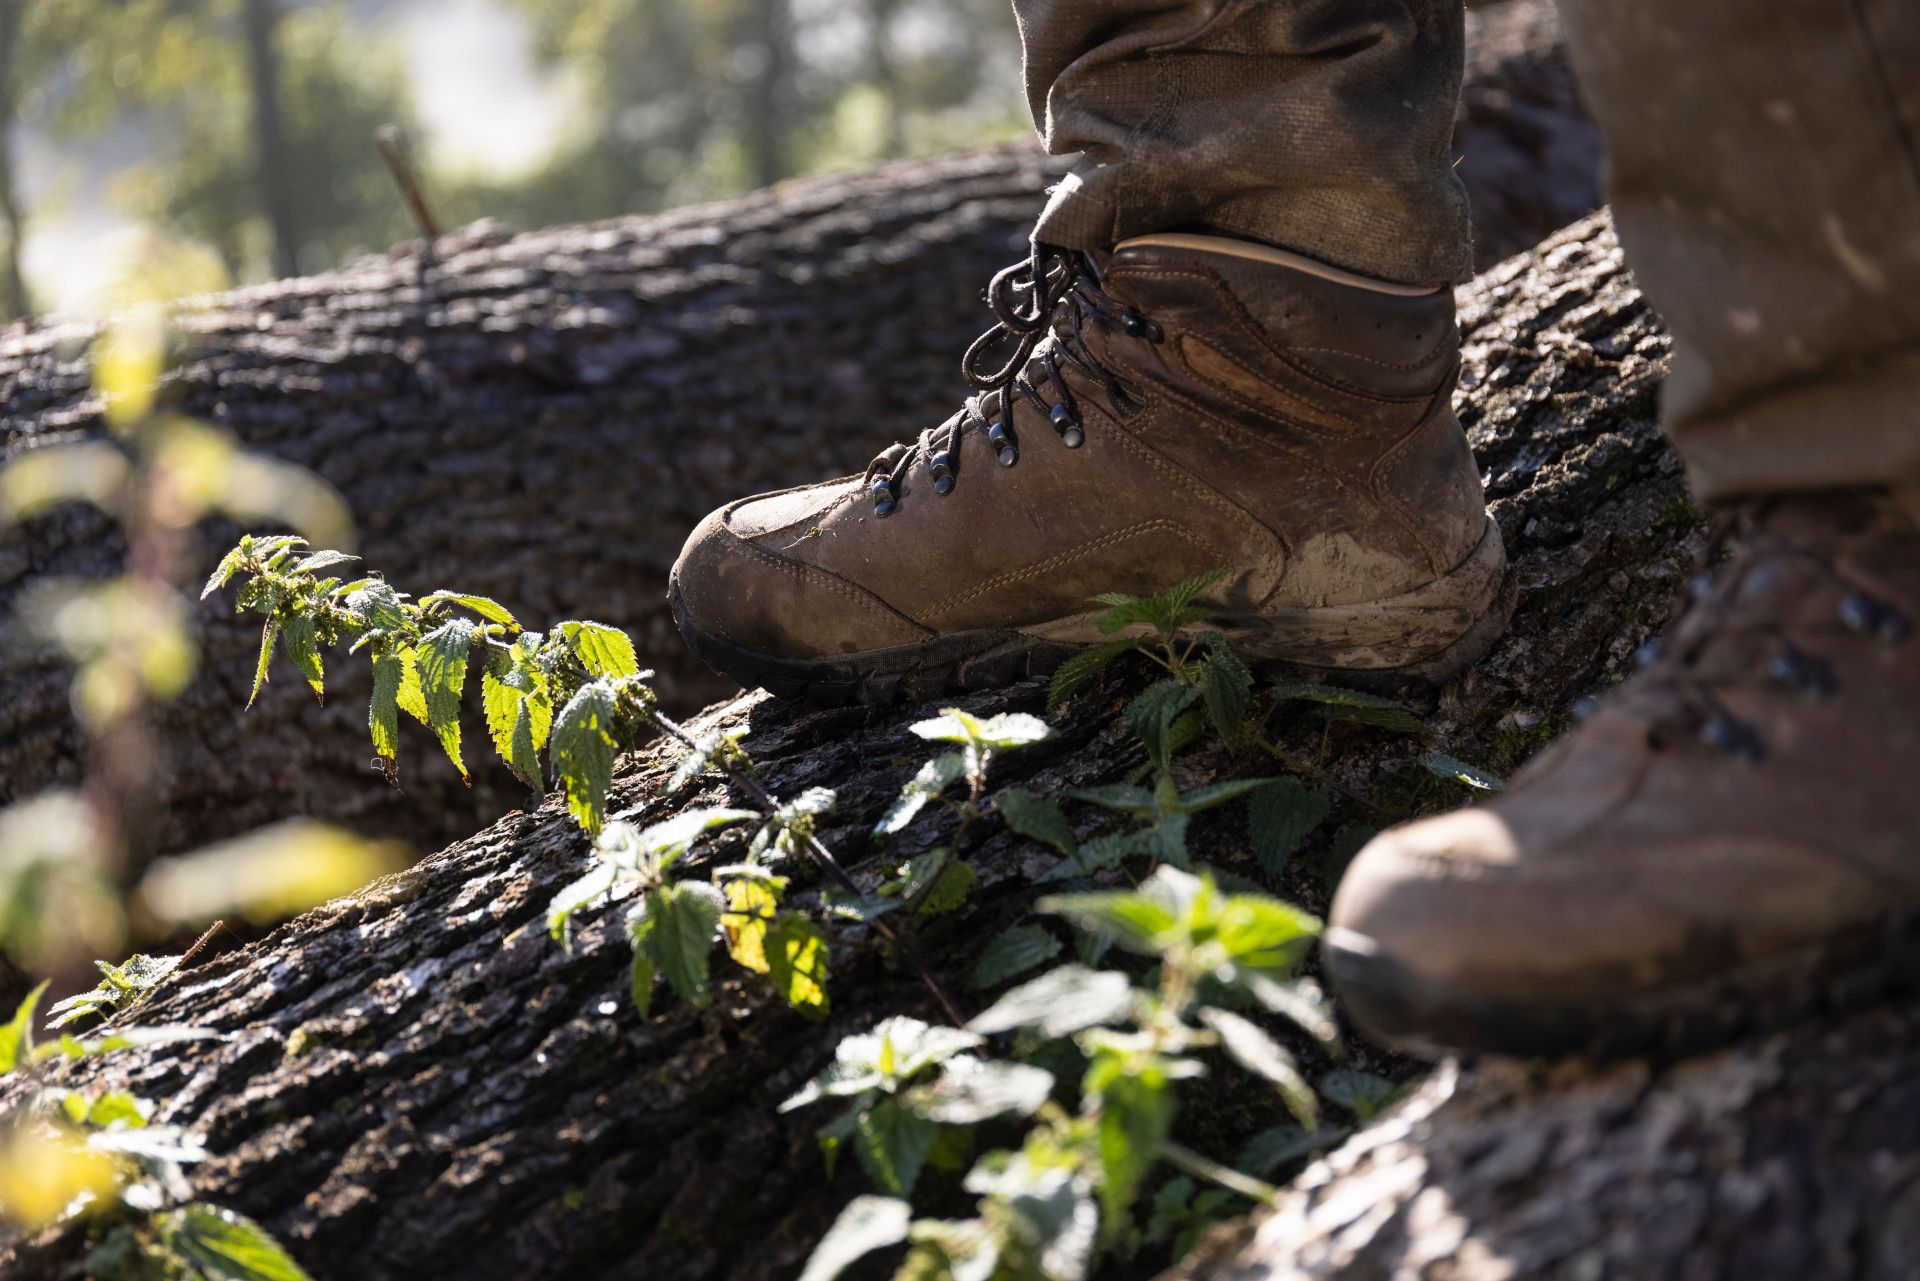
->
<box><xmin>190</xmin><ymin>557</ymin><xmax>1462</xmax><ymax>1278</ymax></box>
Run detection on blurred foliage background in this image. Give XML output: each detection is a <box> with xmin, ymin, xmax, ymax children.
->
<box><xmin>0</xmin><ymin>0</ymin><xmax>1031</xmax><ymax>319</ymax></box>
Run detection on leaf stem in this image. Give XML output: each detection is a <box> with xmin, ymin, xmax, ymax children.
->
<box><xmin>1160</xmin><ymin>1141</ymin><xmax>1281</xmax><ymax>1206</ymax></box>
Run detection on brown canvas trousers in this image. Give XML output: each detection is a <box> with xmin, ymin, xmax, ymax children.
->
<box><xmin>1012</xmin><ymin>0</ymin><xmax>1920</xmax><ymax>505</ymax></box>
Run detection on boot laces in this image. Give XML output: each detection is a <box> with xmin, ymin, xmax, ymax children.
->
<box><xmin>1583</xmin><ymin>508</ymin><xmax>1911</xmax><ymax>763</ymax></box>
<box><xmin>862</xmin><ymin>243</ymin><xmax>1162</xmax><ymax>516</ymax></box>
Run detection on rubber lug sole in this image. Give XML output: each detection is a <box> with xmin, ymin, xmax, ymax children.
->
<box><xmin>1325</xmin><ymin>909</ymin><xmax>1920</xmax><ymax>1063</ymax></box>
<box><xmin>669</xmin><ymin>560</ymin><xmax>1516</xmax><ymax>709</ymax></box>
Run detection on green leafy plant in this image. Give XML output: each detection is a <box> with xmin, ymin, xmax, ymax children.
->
<box><xmin>795</xmin><ymin>865</ymin><xmax>1341</xmax><ymax>1281</ymax></box>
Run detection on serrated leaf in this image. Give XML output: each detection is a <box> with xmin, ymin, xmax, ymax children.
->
<box><xmin>1086</xmin><ymin>1048</ymin><xmax>1174</xmax><ymax>1224</ymax></box>
<box><xmin>1199</xmin><ymin>1007</ymin><xmax>1316</xmax><ymax>1126</ymax></box>
<box><xmin>1197</xmin><ymin>633</ymin><xmax>1253</xmax><ymax>744</ymax></box>
<box><xmin>1038</xmin><ymin>888</ymin><xmax>1177</xmax><ymax>952</ymax></box>
<box><xmin>1270</xmin><ymin>681</ymin><xmax>1428</xmax><ymax>735</ymax></box>
<box><xmin>1126</xmin><ymin>681</ymin><xmax>1201</xmax><ymax>774</ymax></box>
<box><xmin>0</xmin><ymin>981</ymin><xmax>46</xmax><ymax>1074</ymax></box>
<box><xmin>546</xmin><ymin>863</ymin><xmax>623</xmax><ymax>946</ymax></box>
<box><xmin>290</xmin><ymin>549</ymin><xmax>359</xmax><ymax>576</ymax></box>
<box><xmin>201</xmin><ymin>546</ymin><xmax>246</xmax><ymax>599</ymax></box>
<box><xmin>1237</xmin><ymin>1124</ymin><xmax>1344</xmax><ymax>1178</ymax></box>
<box><xmin>994</xmin><ymin>788</ymin><xmax>1076</xmax><ymax>857</ymax></box>
<box><xmin>967</xmin><ymin>966</ymin><xmax>1134</xmax><ymax>1039</ymax></box>
<box><xmin>800</xmin><ymin>1196</ymin><xmax>912</xmax><ymax>1281</ymax></box>
<box><xmin>482</xmin><ymin>651</ymin><xmax>552</xmax><ymax>791</ymax></box>
<box><xmin>766</xmin><ymin>913</ymin><xmax>830</xmax><ymax>1018</ymax></box>
<box><xmin>556</xmin><ymin>620</ymin><xmax>640</xmax><ymax>679</ymax></box>
<box><xmin>854</xmin><ymin>1098</ymin><xmax>939</xmax><ymax>1197</ymax></box>
<box><xmin>1238</xmin><ymin>973</ymin><xmax>1341</xmax><ymax>1050</ymax></box>
<box><xmin>968</xmin><ymin>924</ymin><xmax>1063</xmax><ymax>990</ymax></box>
<box><xmin>162</xmin><ymin>1203</ymin><xmax>312</xmax><ymax>1281</ymax></box>
<box><xmin>414</xmin><ymin>619</ymin><xmax>475</xmax><ymax>781</ymax></box>
<box><xmin>1321</xmin><ymin>1069</ymin><xmax>1402</xmax><ymax>1120</ymax></box>
<box><xmin>1169</xmin><ymin>778</ymin><xmax>1270</xmax><ymax>814</ymax></box>
<box><xmin>1420</xmin><ymin>751</ymin><xmax>1505</xmax><ymax>791</ymax></box>
<box><xmin>905</xmin><ymin>1057</ymin><xmax>1055</xmax><ymax>1125</ymax></box>
<box><xmin>639</xmin><ymin>881</ymin><xmax>725</xmax><ymax>1009</ymax></box>
<box><xmin>1063</xmin><ymin>783</ymin><xmax>1155</xmax><ymax>815</ymax></box>
<box><xmin>876</xmin><ymin>753</ymin><xmax>965</xmax><ymax>836</ymax></box>
<box><xmin>1092</xmin><ymin>570</ymin><xmax>1222</xmax><ymax>637</ymax></box>
<box><xmin>551</xmin><ymin>681</ymin><xmax>620</xmax><ymax>834</ymax></box>
<box><xmin>247</xmin><ymin>617</ymin><xmax>277</xmax><ymax>708</ymax></box>
<box><xmin>1247</xmin><ymin>778</ymin><xmax>1332</xmax><ymax>875</ymax></box>
<box><xmin>368</xmin><ymin>648</ymin><xmax>402</xmax><ymax>784</ymax></box>
<box><xmin>420</xmin><ymin>590</ymin><xmax>519</xmax><ymax>629</ymax></box>
<box><xmin>1217</xmin><ymin>894</ymin><xmax>1322</xmax><ymax>972</ymax></box>
<box><xmin>280</xmin><ymin>612</ymin><xmax>324</xmax><ymax>701</ymax></box>
<box><xmin>343</xmin><ymin>578</ymin><xmax>410</xmax><ymax>635</ymax></box>
<box><xmin>723</xmin><ymin>876</ymin><xmax>780</xmax><ymax>973</ymax></box>
<box><xmin>1048</xmin><ymin>637</ymin><xmax>1141</xmax><ymax>707</ymax></box>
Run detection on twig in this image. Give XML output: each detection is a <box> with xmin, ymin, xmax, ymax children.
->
<box><xmin>650</xmin><ymin>709</ymin><xmax>967</xmax><ymax>1027</ymax></box>
<box><xmin>376</xmin><ymin>124</ymin><xmax>441</xmax><ymax>243</ymax></box>
<box><xmin>1161</xmin><ymin>1140</ymin><xmax>1281</xmax><ymax>1205</ymax></box>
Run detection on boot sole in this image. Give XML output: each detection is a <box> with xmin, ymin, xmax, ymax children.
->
<box><xmin>671</xmin><ymin>519</ymin><xmax>1515</xmax><ymax>707</ymax></box>
<box><xmin>1324</xmin><ymin>908</ymin><xmax>1920</xmax><ymax>1063</ymax></box>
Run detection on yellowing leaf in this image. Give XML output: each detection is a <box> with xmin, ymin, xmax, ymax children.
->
<box><xmin>0</xmin><ymin>1123</ymin><xmax>122</xmax><ymax>1229</ymax></box>
<box><xmin>766</xmin><ymin>914</ymin><xmax>830</xmax><ymax>1019</ymax></box>
<box><xmin>724</xmin><ymin>877</ymin><xmax>780</xmax><ymax>974</ymax></box>
<box><xmin>136</xmin><ymin>820</ymin><xmax>410</xmax><ymax>928</ymax></box>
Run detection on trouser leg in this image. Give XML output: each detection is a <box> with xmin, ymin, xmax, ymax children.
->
<box><xmin>1554</xmin><ymin>0</ymin><xmax>1920</xmax><ymax>502</ymax></box>
<box><xmin>1011</xmin><ymin>0</ymin><xmax>1473</xmax><ymax>287</ymax></box>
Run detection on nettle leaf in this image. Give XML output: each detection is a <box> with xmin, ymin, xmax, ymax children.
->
<box><xmin>968</xmin><ymin>966</ymin><xmax>1134</xmax><ymax>1039</ymax></box>
<box><xmin>904</xmin><ymin>1057</ymin><xmax>1055</xmax><ymax>1125</ymax></box>
<box><xmin>546</xmin><ymin>863</ymin><xmax>623</xmax><ymax>946</ymax></box>
<box><xmin>1197</xmin><ymin>633</ymin><xmax>1253</xmax><ymax>744</ymax></box>
<box><xmin>551</xmin><ymin>681</ymin><xmax>621</xmax><ymax>833</ymax></box>
<box><xmin>1038</xmin><ymin>886</ymin><xmax>1178</xmax><ymax>954</ymax></box>
<box><xmin>1048</xmin><ymin>637</ymin><xmax>1141</xmax><ymax>707</ymax></box>
<box><xmin>876</xmin><ymin>753</ymin><xmax>965</xmax><ymax>836</ymax></box>
<box><xmin>668</xmin><ymin>727</ymin><xmax>747</xmax><ymax>792</ymax></box>
<box><xmin>911</xmin><ymin>708</ymin><xmax>1053</xmax><ymax>750</ymax></box>
<box><xmin>1169</xmin><ymin>778</ymin><xmax>1269</xmax><ymax>814</ymax></box>
<box><xmin>1035</xmin><ymin>829</ymin><xmax>1156</xmax><ymax>883</ymax></box>
<box><xmin>968</xmin><ymin>924</ymin><xmax>1063</xmax><ymax>990</ymax></box>
<box><xmin>1237</xmin><ymin>1124</ymin><xmax>1343</xmax><ymax>1178</ymax></box>
<box><xmin>1085</xmin><ymin>1048</ymin><xmax>1175</xmax><ymax>1225</ymax></box>
<box><xmin>994</xmin><ymin>788</ymin><xmax>1077</xmax><ymax>858</ymax></box>
<box><xmin>637</xmin><ymin>882</ymin><xmax>725</xmax><ymax>1010</ymax></box>
<box><xmin>290</xmin><ymin>549</ymin><xmax>359</xmax><ymax>576</ymax></box>
<box><xmin>1238</xmin><ymin>974</ymin><xmax>1341</xmax><ymax>1051</ymax></box>
<box><xmin>853</xmin><ymin>1098</ymin><xmax>939</xmax><ymax>1197</ymax></box>
<box><xmin>1270</xmin><ymin>681</ymin><xmax>1428</xmax><ymax>736</ymax></box>
<box><xmin>1216</xmin><ymin>894</ymin><xmax>1322</xmax><ymax>973</ymax></box>
<box><xmin>368</xmin><ymin>648</ymin><xmax>403</xmax><ymax>784</ymax></box>
<box><xmin>279</xmin><ymin>613</ymin><xmax>325</xmax><ymax>702</ymax></box>
<box><xmin>898</xmin><ymin>849</ymin><xmax>976</xmax><ymax>916</ymax></box>
<box><xmin>799</xmin><ymin>1196</ymin><xmax>912</xmax><ymax>1281</ymax></box>
<box><xmin>161</xmin><ymin>1203</ymin><xmax>312</xmax><ymax>1281</ymax></box>
<box><xmin>556</xmin><ymin>620</ymin><xmax>640</xmax><ymax>679</ymax></box>
<box><xmin>247</xmin><ymin>617</ymin><xmax>278</xmax><ymax>708</ymax></box>
<box><xmin>0</xmin><ymin>981</ymin><xmax>46</xmax><ymax>1074</ymax></box>
<box><xmin>1321</xmin><ymin>1069</ymin><xmax>1403</xmax><ymax>1121</ymax></box>
<box><xmin>202</xmin><ymin>546</ymin><xmax>248</xmax><ymax>599</ymax></box>
<box><xmin>421</xmin><ymin>590</ymin><xmax>519</xmax><ymax>630</ymax></box>
<box><xmin>1247</xmin><ymin>778</ymin><xmax>1333</xmax><ymax>875</ymax></box>
<box><xmin>766</xmin><ymin>913</ymin><xmax>831</xmax><ymax>1019</ymax></box>
<box><xmin>414</xmin><ymin>619</ymin><xmax>476</xmax><ymax>781</ymax></box>
<box><xmin>1092</xmin><ymin>569</ymin><xmax>1222</xmax><ymax>637</ymax></box>
<box><xmin>48</xmin><ymin>1024</ymin><xmax>221</xmax><ymax>1061</ymax></box>
<box><xmin>482</xmin><ymin>641</ymin><xmax>552</xmax><ymax>791</ymax></box>
<box><xmin>1199</xmin><ymin>1008</ymin><xmax>1316</xmax><ymax>1127</ymax></box>
<box><xmin>1126</xmin><ymin>681</ymin><xmax>1201</xmax><ymax>774</ymax></box>
<box><xmin>343</xmin><ymin>578</ymin><xmax>411</xmax><ymax>636</ymax></box>
<box><xmin>1064</xmin><ymin>783</ymin><xmax>1155</xmax><ymax>816</ymax></box>
<box><xmin>631</xmin><ymin>807</ymin><xmax>756</xmax><ymax>874</ymax></box>
<box><xmin>1420</xmin><ymin>751</ymin><xmax>1505</xmax><ymax>791</ymax></box>
<box><xmin>723</xmin><ymin>876</ymin><xmax>781</xmax><ymax>973</ymax></box>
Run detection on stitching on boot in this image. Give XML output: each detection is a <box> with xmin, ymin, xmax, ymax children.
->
<box><xmin>920</xmin><ymin>519</ymin><xmax>1222</xmax><ymax>624</ymax></box>
<box><xmin>721</xmin><ymin>534</ymin><xmax>931</xmax><ymax>643</ymax></box>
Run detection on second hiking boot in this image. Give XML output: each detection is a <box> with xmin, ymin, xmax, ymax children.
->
<box><xmin>670</xmin><ymin>233</ymin><xmax>1513</xmax><ymax>704</ymax></box>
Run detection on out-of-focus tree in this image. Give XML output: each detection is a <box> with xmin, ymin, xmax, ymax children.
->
<box><xmin>24</xmin><ymin>0</ymin><xmax>417</xmax><ymax>283</ymax></box>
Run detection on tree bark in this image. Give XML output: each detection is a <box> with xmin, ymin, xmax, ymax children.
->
<box><xmin>0</xmin><ymin>0</ymin><xmax>1597</xmax><ymax>863</ymax></box>
<box><xmin>3</xmin><ymin>208</ymin><xmax>1748</xmax><ymax>1281</ymax></box>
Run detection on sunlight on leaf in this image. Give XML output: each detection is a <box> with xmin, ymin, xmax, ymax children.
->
<box><xmin>136</xmin><ymin>820</ymin><xmax>409</xmax><ymax>928</ymax></box>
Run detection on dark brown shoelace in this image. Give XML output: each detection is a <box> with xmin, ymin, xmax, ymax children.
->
<box><xmin>863</xmin><ymin>243</ymin><xmax>1162</xmax><ymax>516</ymax></box>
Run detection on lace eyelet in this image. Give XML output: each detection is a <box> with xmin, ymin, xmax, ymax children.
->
<box><xmin>1060</xmin><ymin>425</ymin><xmax>1085</xmax><ymax>448</ymax></box>
<box><xmin>1839</xmin><ymin>592</ymin><xmax>1910</xmax><ymax>642</ymax></box>
<box><xmin>1699</xmin><ymin>713</ymin><xmax>1766</xmax><ymax>763</ymax></box>
<box><xmin>1120</xmin><ymin>311</ymin><xmax>1162</xmax><ymax>342</ymax></box>
<box><xmin>986</xmin><ymin>422</ymin><xmax>1017</xmax><ymax>467</ymax></box>
<box><xmin>929</xmin><ymin>451</ymin><xmax>954</xmax><ymax>494</ymax></box>
<box><xmin>1768</xmin><ymin>646</ymin><xmax>1837</xmax><ymax>699</ymax></box>
<box><xmin>870</xmin><ymin>478</ymin><xmax>896</xmax><ymax>517</ymax></box>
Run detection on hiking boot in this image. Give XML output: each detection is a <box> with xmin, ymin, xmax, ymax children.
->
<box><xmin>669</xmin><ymin>232</ymin><xmax>1513</xmax><ymax>705</ymax></box>
<box><xmin>1327</xmin><ymin>492</ymin><xmax>1920</xmax><ymax>1060</ymax></box>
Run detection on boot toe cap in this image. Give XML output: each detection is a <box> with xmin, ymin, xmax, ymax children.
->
<box><xmin>670</xmin><ymin>488</ymin><xmax>930</xmax><ymax>661</ymax></box>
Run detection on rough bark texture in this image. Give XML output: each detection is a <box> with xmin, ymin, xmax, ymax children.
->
<box><xmin>0</xmin><ymin>0</ymin><xmax>1598</xmax><ymax>862</ymax></box>
<box><xmin>1</xmin><ymin>210</ymin><xmax>1733</xmax><ymax>1281</ymax></box>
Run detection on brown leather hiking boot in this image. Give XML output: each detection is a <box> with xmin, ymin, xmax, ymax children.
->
<box><xmin>669</xmin><ymin>232</ymin><xmax>1513</xmax><ymax>704</ymax></box>
<box><xmin>1328</xmin><ymin>492</ymin><xmax>1920</xmax><ymax>1061</ymax></box>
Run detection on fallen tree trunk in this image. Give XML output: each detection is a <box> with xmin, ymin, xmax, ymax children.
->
<box><xmin>0</xmin><ymin>0</ymin><xmax>1598</xmax><ymax>861</ymax></box>
<box><xmin>3</xmin><ymin>210</ymin><xmax>1729</xmax><ymax>1281</ymax></box>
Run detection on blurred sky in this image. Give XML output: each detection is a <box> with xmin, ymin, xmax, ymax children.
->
<box><xmin>19</xmin><ymin>0</ymin><xmax>580</xmax><ymax>313</ymax></box>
